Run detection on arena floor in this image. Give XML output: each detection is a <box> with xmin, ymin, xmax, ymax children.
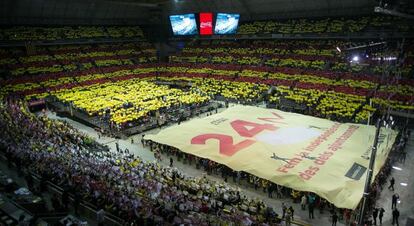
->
<box><xmin>45</xmin><ymin>108</ymin><xmax>414</xmax><ymax>226</ymax></box>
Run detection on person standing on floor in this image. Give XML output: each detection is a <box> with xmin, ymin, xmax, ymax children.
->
<box><xmin>141</xmin><ymin>134</ymin><xmax>145</xmax><ymax>146</ymax></box>
<box><xmin>308</xmin><ymin>202</ymin><xmax>314</xmax><ymax>219</ymax></box>
<box><xmin>308</xmin><ymin>194</ymin><xmax>315</xmax><ymax>219</ymax></box>
<box><xmin>379</xmin><ymin>207</ymin><xmax>385</xmax><ymax>225</ymax></box>
<box><xmin>332</xmin><ymin>211</ymin><xmax>338</xmax><ymax>226</ymax></box>
<box><xmin>282</xmin><ymin>202</ymin><xmax>287</xmax><ymax>219</ymax></box>
<box><xmin>372</xmin><ymin>207</ymin><xmax>379</xmax><ymax>225</ymax></box>
<box><xmin>388</xmin><ymin>177</ymin><xmax>395</xmax><ymax>191</ymax></box>
<box><xmin>236</xmin><ymin>171</ymin><xmax>241</xmax><ymax>185</ymax></box>
<box><xmin>277</xmin><ymin>185</ymin><xmax>283</xmax><ymax>198</ymax></box>
<box><xmin>170</xmin><ymin>157</ymin><xmax>173</xmax><ymax>167</ymax></box>
<box><xmin>301</xmin><ymin>194</ymin><xmax>307</xmax><ymax>210</ymax></box>
<box><xmin>267</xmin><ymin>184</ymin><xmax>273</xmax><ymax>198</ymax></box>
<box><xmin>285</xmin><ymin>209</ymin><xmax>292</xmax><ymax>226</ymax></box>
<box><xmin>288</xmin><ymin>206</ymin><xmax>294</xmax><ymax>220</ymax></box>
<box><xmin>392</xmin><ymin>193</ymin><xmax>399</xmax><ymax>209</ymax></box>
<box><xmin>400</xmin><ymin>150</ymin><xmax>407</xmax><ymax>163</ymax></box>
<box><xmin>344</xmin><ymin>209</ymin><xmax>351</xmax><ymax>225</ymax></box>
<box><xmin>392</xmin><ymin>208</ymin><xmax>399</xmax><ymax>226</ymax></box>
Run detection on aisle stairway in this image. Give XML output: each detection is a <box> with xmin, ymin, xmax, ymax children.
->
<box><xmin>0</xmin><ymin>211</ymin><xmax>16</xmax><ymax>225</ymax></box>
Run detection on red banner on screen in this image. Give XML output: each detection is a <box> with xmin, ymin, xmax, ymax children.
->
<box><xmin>199</xmin><ymin>12</ymin><xmax>213</xmax><ymax>35</ymax></box>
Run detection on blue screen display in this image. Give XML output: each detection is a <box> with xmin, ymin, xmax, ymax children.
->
<box><xmin>169</xmin><ymin>14</ymin><xmax>198</xmax><ymax>35</ymax></box>
<box><xmin>214</xmin><ymin>13</ymin><xmax>240</xmax><ymax>34</ymax></box>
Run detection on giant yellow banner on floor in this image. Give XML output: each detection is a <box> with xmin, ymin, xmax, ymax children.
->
<box><xmin>145</xmin><ymin>105</ymin><xmax>397</xmax><ymax>209</ymax></box>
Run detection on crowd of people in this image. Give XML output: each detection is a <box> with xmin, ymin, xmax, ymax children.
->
<box><xmin>0</xmin><ymin>99</ymin><xmax>291</xmax><ymax>225</ymax></box>
<box><xmin>0</xmin><ymin>89</ymin><xmax>410</xmax><ymax>226</ymax></box>
<box><xmin>366</xmin><ymin>129</ymin><xmax>410</xmax><ymax>226</ymax></box>
<box><xmin>0</xmin><ymin>42</ymin><xmax>156</xmax><ymax>78</ymax></box>
<box><xmin>0</xmin><ymin>26</ymin><xmax>145</xmax><ymax>41</ymax></box>
<box><xmin>0</xmin><ymin>22</ymin><xmax>412</xmax><ymax>226</ymax></box>
<box><xmin>237</xmin><ymin>15</ymin><xmax>412</xmax><ymax>35</ymax></box>
<box><xmin>52</xmin><ymin>79</ymin><xmax>211</xmax><ymax>126</ymax></box>
<box><xmin>144</xmin><ymin>127</ymin><xmax>409</xmax><ymax>226</ymax></box>
<box><xmin>173</xmin><ymin>40</ymin><xmax>413</xmax><ymax>77</ymax></box>
<box><xmin>1</xmin><ymin>39</ymin><xmax>413</xmax><ymax>134</ymax></box>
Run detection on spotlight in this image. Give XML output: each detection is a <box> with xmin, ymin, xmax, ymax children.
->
<box><xmin>352</xmin><ymin>56</ymin><xmax>359</xmax><ymax>62</ymax></box>
<box><xmin>336</xmin><ymin>47</ymin><xmax>341</xmax><ymax>52</ymax></box>
<box><xmin>400</xmin><ymin>182</ymin><xmax>408</xmax><ymax>186</ymax></box>
<box><xmin>392</xmin><ymin>166</ymin><xmax>402</xmax><ymax>171</ymax></box>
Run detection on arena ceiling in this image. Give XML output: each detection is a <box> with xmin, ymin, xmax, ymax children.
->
<box><xmin>0</xmin><ymin>0</ymin><xmax>413</xmax><ymax>25</ymax></box>
<box><xmin>167</xmin><ymin>0</ymin><xmax>375</xmax><ymax>20</ymax></box>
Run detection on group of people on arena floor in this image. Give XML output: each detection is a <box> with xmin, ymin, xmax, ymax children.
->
<box><xmin>0</xmin><ymin>97</ymin><xmax>409</xmax><ymax>225</ymax></box>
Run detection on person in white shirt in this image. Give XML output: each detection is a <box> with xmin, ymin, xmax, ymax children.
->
<box><xmin>301</xmin><ymin>194</ymin><xmax>307</xmax><ymax>210</ymax></box>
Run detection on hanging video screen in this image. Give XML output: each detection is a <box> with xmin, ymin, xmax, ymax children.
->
<box><xmin>214</xmin><ymin>13</ymin><xmax>240</xmax><ymax>34</ymax></box>
<box><xmin>169</xmin><ymin>14</ymin><xmax>198</xmax><ymax>35</ymax></box>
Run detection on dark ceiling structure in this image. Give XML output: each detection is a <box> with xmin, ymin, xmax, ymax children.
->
<box><xmin>166</xmin><ymin>0</ymin><xmax>376</xmax><ymax>21</ymax></box>
<box><xmin>1</xmin><ymin>0</ymin><xmax>413</xmax><ymax>25</ymax></box>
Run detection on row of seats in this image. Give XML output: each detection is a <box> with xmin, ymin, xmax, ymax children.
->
<box><xmin>2</xmin><ymin>60</ymin><xmax>412</xmax><ymax>110</ymax></box>
<box><xmin>0</xmin><ymin>42</ymin><xmax>156</xmax><ymax>78</ymax></box>
<box><xmin>0</xmin><ymin>40</ymin><xmax>413</xmax><ymax>126</ymax></box>
<box><xmin>0</xmin><ymin>26</ymin><xmax>144</xmax><ymax>41</ymax></box>
<box><xmin>171</xmin><ymin>40</ymin><xmax>413</xmax><ymax>77</ymax></box>
<box><xmin>2</xmin><ymin>63</ymin><xmax>410</xmax><ymax>124</ymax></box>
<box><xmin>0</xmin><ymin>16</ymin><xmax>410</xmax><ymax>42</ymax></box>
<box><xmin>237</xmin><ymin>15</ymin><xmax>412</xmax><ymax>35</ymax></box>
<box><xmin>53</xmin><ymin>79</ymin><xmax>210</xmax><ymax>126</ymax></box>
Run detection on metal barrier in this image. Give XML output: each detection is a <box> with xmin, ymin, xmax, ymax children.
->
<box><xmin>29</xmin><ymin>173</ymin><xmax>124</xmax><ymax>226</ymax></box>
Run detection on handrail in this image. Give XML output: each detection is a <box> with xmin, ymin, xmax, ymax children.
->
<box><xmin>389</xmin><ymin>110</ymin><xmax>414</xmax><ymax>119</ymax></box>
<box><xmin>28</xmin><ymin>172</ymin><xmax>124</xmax><ymax>226</ymax></box>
